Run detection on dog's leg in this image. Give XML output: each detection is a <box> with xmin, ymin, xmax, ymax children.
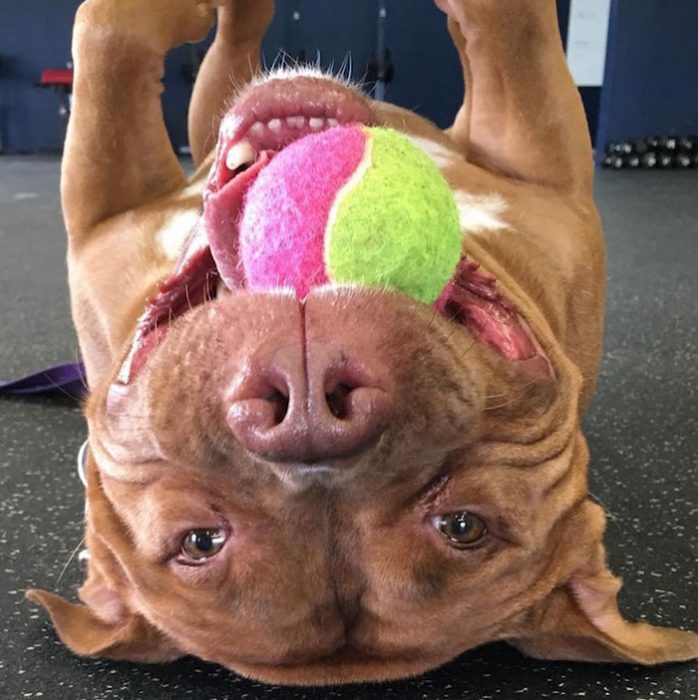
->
<box><xmin>443</xmin><ymin>15</ymin><xmax>473</xmax><ymax>159</ymax></box>
<box><xmin>188</xmin><ymin>1</ymin><xmax>275</xmax><ymax>166</ymax></box>
<box><xmin>437</xmin><ymin>0</ymin><xmax>593</xmax><ymax>196</ymax></box>
<box><xmin>63</xmin><ymin>0</ymin><xmax>217</xmax><ymax>246</ymax></box>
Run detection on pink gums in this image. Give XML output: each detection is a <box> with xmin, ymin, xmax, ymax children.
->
<box><xmin>438</xmin><ymin>258</ymin><xmax>554</xmax><ymax>380</ymax></box>
<box><xmin>239</xmin><ymin>126</ymin><xmax>368</xmax><ymax>298</ymax></box>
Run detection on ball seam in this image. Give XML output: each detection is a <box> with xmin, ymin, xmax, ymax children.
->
<box><xmin>324</xmin><ymin>128</ymin><xmax>374</xmax><ymax>280</ymax></box>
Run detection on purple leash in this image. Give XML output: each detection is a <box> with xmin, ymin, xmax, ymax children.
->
<box><xmin>0</xmin><ymin>362</ymin><xmax>87</xmax><ymax>398</ymax></box>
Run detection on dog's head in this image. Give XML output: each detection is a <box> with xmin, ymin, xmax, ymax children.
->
<box><xmin>30</xmin><ymin>73</ymin><xmax>697</xmax><ymax>684</ymax></box>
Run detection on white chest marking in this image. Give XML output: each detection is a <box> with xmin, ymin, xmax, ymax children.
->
<box><xmin>404</xmin><ymin>135</ymin><xmax>510</xmax><ymax>235</ymax></box>
<box><xmin>157</xmin><ymin>209</ymin><xmax>201</xmax><ymax>261</ymax></box>
<box><xmin>405</xmin><ymin>134</ymin><xmax>461</xmax><ymax>169</ymax></box>
<box><xmin>454</xmin><ymin>191</ymin><xmax>509</xmax><ymax>235</ymax></box>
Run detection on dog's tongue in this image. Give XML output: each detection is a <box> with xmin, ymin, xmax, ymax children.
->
<box><xmin>202</xmin><ymin>151</ymin><xmax>272</xmax><ymax>290</ymax></box>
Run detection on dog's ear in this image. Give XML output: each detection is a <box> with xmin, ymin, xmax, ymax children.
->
<box><xmin>26</xmin><ymin>444</ymin><xmax>183</xmax><ymax>664</ymax></box>
<box><xmin>26</xmin><ymin>587</ymin><xmax>182</xmax><ymax>663</ymax></box>
<box><xmin>508</xmin><ymin>541</ymin><xmax>698</xmax><ymax>664</ymax></box>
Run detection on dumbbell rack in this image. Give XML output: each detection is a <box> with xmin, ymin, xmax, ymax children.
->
<box><xmin>602</xmin><ymin>136</ymin><xmax>697</xmax><ymax>170</ymax></box>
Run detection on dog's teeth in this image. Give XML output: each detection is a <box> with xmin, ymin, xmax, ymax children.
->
<box><xmin>327</xmin><ymin>118</ymin><xmax>339</xmax><ymax>128</ymax></box>
<box><xmin>308</xmin><ymin>117</ymin><xmax>325</xmax><ymax>131</ymax></box>
<box><xmin>225</xmin><ymin>140</ymin><xmax>256</xmax><ymax>172</ymax></box>
<box><xmin>249</xmin><ymin>121</ymin><xmax>266</xmax><ymax>137</ymax></box>
<box><xmin>287</xmin><ymin>116</ymin><xmax>306</xmax><ymax>129</ymax></box>
<box><xmin>268</xmin><ymin>118</ymin><xmax>283</xmax><ymax>133</ymax></box>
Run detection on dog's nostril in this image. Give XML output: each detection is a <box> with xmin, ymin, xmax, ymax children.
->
<box><xmin>227</xmin><ymin>374</ymin><xmax>292</xmax><ymax>444</ymax></box>
<box><xmin>325</xmin><ymin>383</ymin><xmax>354</xmax><ymax>419</ymax></box>
<box><xmin>267</xmin><ymin>388</ymin><xmax>290</xmax><ymax>425</ymax></box>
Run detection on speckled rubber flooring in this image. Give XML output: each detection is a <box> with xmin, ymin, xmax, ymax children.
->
<box><xmin>0</xmin><ymin>157</ymin><xmax>696</xmax><ymax>699</ymax></box>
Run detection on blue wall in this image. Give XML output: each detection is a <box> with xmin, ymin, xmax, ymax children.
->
<box><xmin>7</xmin><ymin>1</ymin><xmax>692</xmax><ymax>157</ymax></box>
<box><xmin>1</xmin><ymin>1</ymin><xmax>570</xmax><ymax>154</ymax></box>
<box><xmin>0</xmin><ymin>0</ymin><xmax>215</xmax><ymax>154</ymax></box>
<box><xmin>597</xmin><ymin>0</ymin><xmax>698</xmax><ymax>158</ymax></box>
<box><xmin>0</xmin><ymin>1</ymin><xmax>80</xmax><ymax>152</ymax></box>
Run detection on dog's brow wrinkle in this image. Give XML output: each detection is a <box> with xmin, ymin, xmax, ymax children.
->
<box><xmin>412</xmin><ymin>472</ymin><xmax>452</xmax><ymax>509</ymax></box>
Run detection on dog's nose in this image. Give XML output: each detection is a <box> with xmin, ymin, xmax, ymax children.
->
<box><xmin>227</xmin><ymin>348</ymin><xmax>393</xmax><ymax>464</ymax></box>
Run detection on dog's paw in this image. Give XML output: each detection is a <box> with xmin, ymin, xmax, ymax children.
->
<box><xmin>435</xmin><ymin>0</ymin><xmax>544</xmax><ymax>33</ymax></box>
<box><xmin>170</xmin><ymin>0</ymin><xmax>220</xmax><ymax>46</ymax></box>
<box><xmin>434</xmin><ymin>0</ymin><xmax>505</xmax><ymax>30</ymax></box>
<box><xmin>215</xmin><ymin>0</ymin><xmax>275</xmax><ymax>46</ymax></box>
<box><xmin>76</xmin><ymin>0</ymin><xmax>217</xmax><ymax>52</ymax></box>
<box><xmin>434</xmin><ymin>0</ymin><xmax>466</xmax><ymax>24</ymax></box>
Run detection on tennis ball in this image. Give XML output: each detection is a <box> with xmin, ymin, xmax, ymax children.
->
<box><xmin>239</xmin><ymin>125</ymin><xmax>462</xmax><ymax>304</ymax></box>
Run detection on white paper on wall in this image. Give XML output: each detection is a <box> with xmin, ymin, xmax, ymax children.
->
<box><xmin>566</xmin><ymin>0</ymin><xmax>612</xmax><ymax>87</ymax></box>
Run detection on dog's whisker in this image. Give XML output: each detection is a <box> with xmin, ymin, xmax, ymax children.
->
<box><xmin>346</xmin><ymin>53</ymin><xmax>354</xmax><ymax>83</ymax></box>
<box><xmin>34</xmin><ymin>372</ymin><xmax>84</xmax><ymax>402</ymax></box>
<box><xmin>338</xmin><ymin>54</ymin><xmax>350</xmax><ymax>83</ymax></box>
<box><xmin>56</xmin><ymin>537</ymin><xmax>87</xmax><ymax>585</ymax></box>
<box><xmin>484</xmin><ymin>379</ymin><xmax>540</xmax><ymax>411</ymax></box>
<box><xmin>275</xmin><ymin>49</ymin><xmax>293</xmax><ymax>73</ymax></box>
<box><xmin>484</xmin><ymin>375</ymin><xmax>545</xmax><ymax>403</ymax></box>
<box><xmin>73</xmin><ymin>344</ymin><xmax>89</xmax><ymax>394</ymax></box>
<box><xmin>589</xmin><ymin>491</ymin><xmax>622</xmax><ymax>531</ymax></box>
<box><xmin>269</xmin><ymin>49</ymin><xmax>282</xmax><ymax>73</ymax></box>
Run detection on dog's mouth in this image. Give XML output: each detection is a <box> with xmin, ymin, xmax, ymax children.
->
<box><xmin>112</xmin><ymin>74</ymin><xmax>553</xmax><ymax>392</ymax></box>
<box><xmin>206</xmin><ymin>75</ymin><xmax>376</xmax><ymax>291</ymax></box>
<box><xmin>114</xmin><ymin>75</ymin><xmax>375</xmax><ymax>387</ymax></box>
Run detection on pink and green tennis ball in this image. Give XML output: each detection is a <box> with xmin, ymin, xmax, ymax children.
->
<box><xmin>239</xmin><ymin>125</ymin><xmax>462</xmax><ymax>304</ymax></box>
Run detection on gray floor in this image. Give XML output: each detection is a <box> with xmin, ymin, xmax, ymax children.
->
<box><xmin>0</xmin><ymin>156</ymin><xmax>696</xmax><ymax>699</ymax></box>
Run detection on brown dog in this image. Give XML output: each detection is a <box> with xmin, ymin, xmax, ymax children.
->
<box><xmin>27</xmin><ymin>0</ymin><xmax>697</xmax><ymax>686</ymax></box>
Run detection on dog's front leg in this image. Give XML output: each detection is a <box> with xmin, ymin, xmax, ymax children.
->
<box><xmin>437</xmin><ymin>0</ymin><xmax>593</xmax><ymax>197</ymax></box>
<box><xmin>63</xmin><ymin>0</ymin><xmax>217</xmax><ymax>247</ymax></box>
<box><xmin>188</xmin><ymin>0</ymin><xmax>275</xmax><ymax>166</ymax></box>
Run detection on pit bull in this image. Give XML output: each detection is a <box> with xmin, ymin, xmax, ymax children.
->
<box><xmin>27</xmin><ymin>0</ymin><xmax>698</xmax><ymax>685</ymax></box>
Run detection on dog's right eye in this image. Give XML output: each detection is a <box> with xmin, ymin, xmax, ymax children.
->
<box><xmin>433</xmin><ymin>511</ymin><xmax>487</xmax><ymax>548</ymax></box>
<box><xmin>180</xmin><ymin>529</ymin><xmax>227</xmax><ymax>563</ymax></box>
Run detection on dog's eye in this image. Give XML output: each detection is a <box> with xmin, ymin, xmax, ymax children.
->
<box><xmin>181</xmin><ymin>529</ymin><xmax>227</xmax><ymax>561</ymax></box>
<box><xmin>434</xmin><ymin>511</ymin><xmax>487</xmax><ymax>548</ymax></box>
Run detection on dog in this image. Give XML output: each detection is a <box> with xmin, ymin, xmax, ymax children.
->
<box><xmin>27</xmin><ymin>0</ymin><xmax>698</xmax><ymax>686</ymax></box>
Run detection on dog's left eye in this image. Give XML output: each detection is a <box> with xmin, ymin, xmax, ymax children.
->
<box><xmin>433</xmin><ymin>511</ymin><xmax>487</xmax><ymax>548</ymax></box>
<box><xmin>180</xmin><ymin>529</ymin><xmax>227</xmax><ymax>562</ymax></box>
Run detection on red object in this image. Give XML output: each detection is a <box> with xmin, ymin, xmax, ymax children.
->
<box><xmin>40</xmin><ymin>69</ymin><xmax>73</xmax><ymax>88</ymax></box>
